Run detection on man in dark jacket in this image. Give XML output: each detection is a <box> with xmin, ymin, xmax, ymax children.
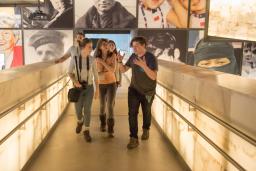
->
<box><xmin>76</xmin><ymin>0</ymin><xmax>136</xmax><ymax>28</ymax></box>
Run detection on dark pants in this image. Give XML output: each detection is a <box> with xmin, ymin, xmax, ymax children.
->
<box><xmin>128</xmin><ymin>87</ymin><xmax>154</xmax><ymax>139</ymax></box>
<box><xmin>99</xmin><ymin>83</ymin><xmax>117</xmax><ymax>118</ymax></box>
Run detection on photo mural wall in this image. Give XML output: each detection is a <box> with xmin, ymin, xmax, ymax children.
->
<box><xmin>0</xmin><ymin>0</ymin><xmax>255</xmax><ymax>79</ymax></box>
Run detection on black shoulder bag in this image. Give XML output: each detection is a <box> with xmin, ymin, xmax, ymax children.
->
<box><xmin>68</xmin><ymin>55</ymin><xmax>82</xmax><ymax>102</ymax></box>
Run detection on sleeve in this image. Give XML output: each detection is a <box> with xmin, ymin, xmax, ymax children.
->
<box><xmin>125</xmin><ymin>54</ymin><xmax>133</xmax><ymax>68</ymax></box>
<box><xmin>64</xmin><ymin>46</ymin><xmax>72</xmax><ymax>57</ymax></box>
<box><xmin>149</xmin><ymin>54</ymin><xmax>158</xmax><ymax>71</ymax></box>
<box><xmin>68</xmin><ymin>57</ymin><xmax>75</xmax><ymax>74</ymax></box>
<box><xmin>92</xmin><ymin>60</ymin><xmax>99</xmax><ymax>81</ymax></box>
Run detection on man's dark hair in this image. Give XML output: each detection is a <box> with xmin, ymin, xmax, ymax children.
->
<box><xmin>130</xmin><ymin>36</ymin><xmax>147</xmax><ymax>47</ymax></box>
<box><xmin>76</xmin><ymin>31</ymin><xmax>84</xmax><ymax>37</ymax></box>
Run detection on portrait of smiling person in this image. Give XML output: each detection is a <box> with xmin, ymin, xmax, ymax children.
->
<box><xmin>75</xmin><ymin>0</ymin><xmax>137</xmax><ymax>28</ymax></box>
<box><xmin>0</xmin><ymin>30</ymin><xmax>23</xmax><ymax>70</ymax></box>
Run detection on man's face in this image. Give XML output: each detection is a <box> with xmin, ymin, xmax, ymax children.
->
<box><xmin>76</xmin><ymin>34</ymin><xmax>84</xmax><ymax>43</ymax></box>
<box><xmin>142</xmin><ymin>0</ymin><xmax>165</xmax><ymax>9</ymax></box>
<box><xmin>197</xmin><ymin>57</ymin><xmax>231</xmax><ymax>68</ymax></box>
<box><xmin>132</xmin><ymin>41</ymin><xmax>146</xmax><ymax>55</ymax></box>
<box><xmin>50</xmin><ymin>0</ymin><xmax>65</xmax><ymax>12</ymax></box>
<box><xmin>35</xmin><ymin>43</ymin><xmax>63</xmax><ymax>61</ymax></box>
<box><xmin>93</xmin><ymin>0</ymin><xmax>116</xmax><ymax>14</ymax></box>
<box><xmin>0</xmin><ymin>30</ymin><xmax>16</xmax><ymax>52</ymax></box>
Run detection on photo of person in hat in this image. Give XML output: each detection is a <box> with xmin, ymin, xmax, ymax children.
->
<box><xmin>24</xmin><ymin>30</ymin><xmax>73</xmax><ymax>64</ymax></box>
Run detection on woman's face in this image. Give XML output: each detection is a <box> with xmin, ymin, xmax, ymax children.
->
<box><xmin>82</xmin><ymin>42</ymin><xmax>93</xmax><ymax>55</ymax></box>
<box><xmin>197</xmin><ymin>57</ymin><xmax>231</xmax><ymax>68</ymax></box>
<box><xmin>50</xmin><ymin>0</ymin><xmax>65</xmax><ymax>12</ymax></box>
<box><xmin>100</xmin><ymin>41</ymin><xmax>109</xmax><ymax>52</ymax></box>
<box><xmin>0</xmin><ymin>30</ymin><xmax>16</xmax><ymax>52</ymax></box>
<box><xmin>108</xmin><ymin>42</ymin><xmax>116</xmax><ymax>52</ymax></box>
<box><xmin>142</xmin><ymin>0</ymin><xmax>165</xmax><ymax>9</ymax></box>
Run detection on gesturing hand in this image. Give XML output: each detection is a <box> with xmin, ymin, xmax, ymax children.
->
<box><xmin>133</xmin><ymin>56</ymin><xmax>147</xmax><ymax>68</ymax></box>
<box><xmin>117</xmin><ymin>51</ymin><xmax>125</xmax><ymax>62</ymax></box>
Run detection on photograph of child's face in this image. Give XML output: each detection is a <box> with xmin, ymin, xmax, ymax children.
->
<box><xmin>93</xmin><ymin>0</ymin><xmax>116</xmax><ymax>13</ymax></box>
<box><xmin>197</xmin><ymin>57</ymin><xmax>231</xmax><ymax>68</ymax></box>
<box><xmin>141</xmin><ymin>0</ymin><xmax>165</xmax><ymax>9</ymax></box>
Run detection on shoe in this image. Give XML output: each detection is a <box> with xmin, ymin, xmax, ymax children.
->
<box><xmin>141</xmin><ymin>129</ymin><xmax>149</xmax><ymax>140</ymax></box>
<box><xmin>107</xmin><ymin>118</ymin><xmax>114</xmax><ymax>138</ymax></box>
<box><xmin>83</xmin><ymin>130</ymin><xmax>92</xmax><ymax>142</ymax></box>
<box><xmin>76</xmin><ymin>122</ymin><xmax>83</xmax><ymax>134</ymax></box>
<box><xmin>99</xmin><ymin>114</ymin><xmax>106</xmax><ymax>132</ymax></box>
<box><xmin>127</xmin><ymin>137</ymin><xmax>139</xmax><ymax>149</ymax></box>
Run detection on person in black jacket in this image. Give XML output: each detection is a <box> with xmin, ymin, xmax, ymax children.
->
<box><xmin>75</xmin><ymin>0</ymin><xmax>136</xmax><ymax>28</ymax></box>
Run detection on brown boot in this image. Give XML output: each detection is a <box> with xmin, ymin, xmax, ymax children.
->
<box><xmin>141</xmin><ymin>129</ymin><xmax>149</xmax><ymax>140</ymax></box>
<box><xmin>99</xmin><ymin>114</ymin><xmax>106</xmax><ymax>132</ymax></box>
<box><xmin>75</xmin><ymin>122</ymin><xmax>83</xmax><ymax>134</ymax></box>
<box><xmin>107</xmin><ymin>118</ymin><xmax>114</xmax><ymax>138</ymax></box>
<box><xmin>83</xmin><ymin>130</ymin><xmax>92</xmax><ymax>142</ymax></box>
<box><xmin>127</xmin><ymin>137</ymin><xmax>139</xmax><ymax>149</ymax></box>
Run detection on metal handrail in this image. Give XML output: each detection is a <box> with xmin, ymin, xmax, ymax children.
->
<box><xmin>0</xmin><ymin>80</ymin><xmax>70</xmax><ymax>146</ymax></box>
<box><xmin>157</xmin><ymin>81</ymin><xmax>256</xmax><ymax>147</ymax></box>
<box><xmin>0</xmin><ymin>74</ymin><xmax>68</xmax><ymax>119</ymax></box>
<box><xmin>155</xmin><ymin>94</ymin><xmax>246</xmax><ymax>171</ymax></box>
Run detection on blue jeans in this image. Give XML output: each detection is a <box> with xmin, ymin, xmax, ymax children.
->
<box><xmin>74</xmin><ymin>85</ymin><xmax>94</xmax><ymax>127</ymax></box>
<box><xmin>99</xmin><ymin>83</ymin><xmax>117</xmax><ymax>119</ymax></box>
<box><xmin>128</xmin><ymin>87</ymin><xmax>154</xmax><ymax>138</ymax></box>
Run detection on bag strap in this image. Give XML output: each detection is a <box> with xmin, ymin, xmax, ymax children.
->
<box><xmin>77</xmin><ymin>54</ymin><xmax>90</xmax><ymax>83</ymax></box>
<box><xmin>74</xmin><ymin>56</ymin><xmax>81</xmax><ymax>83</ymax></box>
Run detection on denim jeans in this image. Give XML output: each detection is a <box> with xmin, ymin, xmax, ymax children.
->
<box><xmin>128</xmin><ymin>87</ymin><xmax>154</xmax><ymax>138</ymax></box>
<box><xmin>74</xmin><ymin>85</ymin><xmax>94</xmax><ymax>127</ymax></box>
<box><xmin>99</xmin><ymin>83</ymin><xmax>117</xmax><ymax>119</ymax></box>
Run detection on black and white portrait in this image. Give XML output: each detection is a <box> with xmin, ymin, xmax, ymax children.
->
<box><xmin>75</xmin><ymin>0</ymin><xmax>137</xmax><ymax>29</ymax></box>
<box><xmin>187</xmin><ymin>30</ymin><xmax>242</xmax><ymax>75</ymax></box>
<box><xmin>22</xmin><ymin>0</ymin><xmax>73</xmax><ymax>28</ymax></box>
<box><xmin>0</xmin><ymin>7</ymin><xmax>21</xmax><ymax>28</ymax></box>
<box><xmin>24</xmin><ymin>30</ymin><xmax>73</xmax><ymax>64</ymax></box>
<box><xmin>138</xmin><ymin>29</ymin><xmax>187</xmax><ymax>63</ymax></box>
<box><xmin>241</xmin><ymin>42</ymin><xmax>256</xmax><ymax>79</ymax></box>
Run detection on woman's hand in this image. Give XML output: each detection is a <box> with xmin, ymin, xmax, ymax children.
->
<box><xmin>117</xmin><ymin>51</ymin><xmax>125</xmax><ymax>62</ymax></box>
